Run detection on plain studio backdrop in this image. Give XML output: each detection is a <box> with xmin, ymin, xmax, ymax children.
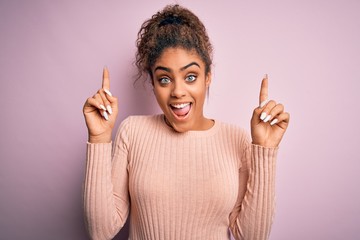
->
<box><xmin>0</xmin><ymin>0</ymin><xmax>359</xmax><ymax>239</ymax></box>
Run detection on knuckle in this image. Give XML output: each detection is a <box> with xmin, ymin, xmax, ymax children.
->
<box><xmin>273</xmin><ymin>105</ymin><xmax>283</xmax><ymax>114</ymax></box>
<box><xmin>264</xmin><ymin>106</ymin><xmax>272</xmax><ymax>112</ymax></box>
<box><xmin>268</xmin><ymin>100</ymin><xmax>276</xmax><ymax>105</ymax></box>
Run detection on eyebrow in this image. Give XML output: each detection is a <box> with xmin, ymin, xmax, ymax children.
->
<box><xmin>154</xmin><ymin>62</ymin><xmax>201</xmax><ymax>73</ymax></box>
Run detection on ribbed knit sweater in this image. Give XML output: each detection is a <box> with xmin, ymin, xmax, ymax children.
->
<box><xmin>84</xmin><ymin>114</ymin><xmax>278</xmax><ymax>240</ymax></box>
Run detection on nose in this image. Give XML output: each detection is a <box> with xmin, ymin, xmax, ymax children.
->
<box><xmin>171</xmin><ymin>80</ymin><xmax>186</xmax><ymax>98</ymax></box>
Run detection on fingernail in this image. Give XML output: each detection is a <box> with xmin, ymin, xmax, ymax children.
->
<box><xmin>103</xmin><ymin>110</ymin><xmax>109</xmax><ymax>121</ymax></box>
<box><xmin>104</xmin><ymin>89</ymin><xmax>112</xmax><ymax>97</ymax></box>
<box><xmin>260</xmin><ymin>112</ymin><xmax>267</xmax><ymax>120</ymax></box>
<box><xmin>263</xmin><ymin>115</ymin><xmax>271</xmax><ymax>123</ymax></box>
<box><xmin>264</xmin><ymin>74</ymin><xmax>268</xmax><ymax>79</ymax></box>
<box><xmin>260</xmin><ymin>99</ymin><xmax>269</xmax><ymax>108</ymax></box>
<box><xmin>270</xmin><ymin>118</ymin><xmax>278</xmax><ymax>126</ymax></box>
<box><xmin>100</xmin><ymin>104</ymin><xmax>106</xmax><ymax>111</ymax></box>
<box><xmin>106</xmin><ymin>105</ymin><xmax>112</xmax><ymax>115</ymax></box>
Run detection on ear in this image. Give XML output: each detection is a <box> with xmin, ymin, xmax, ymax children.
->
<box><xmin>205</xmin><ymin>71</ymin><xmax>212</xmax><ymax>87</ymax></box>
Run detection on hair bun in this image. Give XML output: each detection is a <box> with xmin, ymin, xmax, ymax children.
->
<box><xmin>159</xmin><ymin>14</ymin><xmax>184</xmax><ymax>27</ymax></box>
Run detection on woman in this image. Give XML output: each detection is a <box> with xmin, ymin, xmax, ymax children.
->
<box><xmin>83</xmin><ymin>4</ymin><xmax>289</xmax><ymax>240</ymax></box>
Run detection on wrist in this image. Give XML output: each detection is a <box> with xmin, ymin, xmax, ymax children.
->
<box><xmin>251</xmin><ymin>141</ymin><xmax>278</xmax><ymax>148</ymax></box>
<box><xmin>88</xmin><ymin>132</ymin><xmax>112</xmax><ymax>143</ymax></box>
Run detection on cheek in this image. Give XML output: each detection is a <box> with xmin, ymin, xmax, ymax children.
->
<box><xmin>190</xmin><ymin>83</ymin><xmax>207</xmax><ymax>99</ymax></box>
<box><xmin>153</xmin><ymin>87</ymin><xmax>168</xmax><ymax>105</ymax></box>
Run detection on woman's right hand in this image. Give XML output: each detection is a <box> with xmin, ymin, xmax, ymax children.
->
<box><xmin>83</xmin><ymin>67</ymin><xmax>118</xmax><ymax>143</ymax></box>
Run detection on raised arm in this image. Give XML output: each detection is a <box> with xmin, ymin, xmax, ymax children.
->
<box><xmin>83</xmin><ymin>68</ymin><xmax>130</xmax><ymax>240</ymax></box>
<box><xmin>229</xmin><ymin>75</ymin><xmax>289</xmax><ymax>240</ymax></box>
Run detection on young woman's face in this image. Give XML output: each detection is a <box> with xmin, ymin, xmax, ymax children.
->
<box><xmin>152</xmin><ymin>47</ymin><xmax>211</xmax><ymax>132</ymax></box>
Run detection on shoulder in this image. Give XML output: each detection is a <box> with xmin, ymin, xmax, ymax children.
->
<box><xmin>215</xmin><ymin>120</ymin><xmax>248</xmax><ymax>136</ymax></box>
<box><xmin>215</xmin><ymin>120</ymin><xmax>251</xmax><ymax>146</ymax></box>
<box><xmin>120</xmin><ymin>114</ymin><xmax>162</xmax><ymax>128</ymax></box>
<box><xmin>117</xmin><ymin>114</ymin><xmax>163</xmax><ymax>135</ymax></box>
<box><xmin>114</xmin><ymin>114</ymin><xmax>163</xmax><ymax>146</ymax></box>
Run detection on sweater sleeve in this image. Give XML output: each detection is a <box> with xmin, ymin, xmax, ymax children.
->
<box><xmin>83</xmin><ymin>119</ymin><xmax>131</xmax><ymax>240</ymax></box>
<box><xmin>229</xmin><ymin>141</ymin><xmax>278</xmax><ymax>240</ymax></box>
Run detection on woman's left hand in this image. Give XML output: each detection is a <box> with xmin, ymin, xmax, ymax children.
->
<box><xmin>251</xmin><ymin>75</ymin><xmax>290</xmax><ymax>148</ymax></box>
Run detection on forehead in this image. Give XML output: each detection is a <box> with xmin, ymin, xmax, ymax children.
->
<box><xmin>154</xmin><ymin>47</ymin><xmax>204</xmax><ymax>69</ymax></box>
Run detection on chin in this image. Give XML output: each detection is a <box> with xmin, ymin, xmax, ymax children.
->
<box><xmin>164</xmin><ymin>104</ymin><xmax>194</xmax><ymax>132</ymax></box>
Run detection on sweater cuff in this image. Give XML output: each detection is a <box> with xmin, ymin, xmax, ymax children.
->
<box><xmin>251</xmin><ymin>143</ymin><xmax>278</xmax><ymax>154</ymax></box>
<box><xmin>86</xmin><ymin>141</ymin><xmax>112</xmax><ymax>145</ymax></box>
<box><xmin>86</xmin><ymin>142</ymin><xmax>112</xmax><ymax>163</ymax></box>
<box><xmin>251</xmin><ymin>144</ymin><xmax>278</xmax><ymax>163</ymax></box>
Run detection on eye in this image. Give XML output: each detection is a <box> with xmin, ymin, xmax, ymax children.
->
<box><xmin>158</xmin><ymin>77</ymin><xmax>171</xmax><ymax>85</ymax></box>
<box><xmin>185</xmin><ymin>74</ymin><xmax>197</xmax><ymax>82</ymax></box>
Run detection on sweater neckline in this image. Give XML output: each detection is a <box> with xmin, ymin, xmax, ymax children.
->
<box><xmin>158</xmin><ymin>114</ymin><xmax>220</xmax><ymax>137</ymax></box>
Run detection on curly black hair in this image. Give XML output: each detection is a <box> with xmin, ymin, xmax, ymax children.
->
<box><xmin>135</xmin><ymin>4</ymin><xmax>213</xmax><ymax>84</ymax></box>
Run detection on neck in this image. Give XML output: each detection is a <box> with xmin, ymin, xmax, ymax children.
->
<box><xmin>163</xmin><ymin>115</ymin><xmax>214</xmax><ymax>132</ymax></box>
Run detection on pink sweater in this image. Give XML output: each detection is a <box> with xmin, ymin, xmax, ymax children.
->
<box><xmin>84</xmin><ymin>114</ymin><xmax>278</xmax><ymax>240</ymax></box>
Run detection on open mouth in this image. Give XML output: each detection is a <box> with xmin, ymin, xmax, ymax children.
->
<box><xmin>170</xmin><ymin>102</ymin><xmax>192</xmax><ymax>119</ymax></box>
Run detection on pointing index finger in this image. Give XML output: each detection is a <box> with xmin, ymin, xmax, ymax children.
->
<box><xmin>259</xmin><ymin>74</ymin><xmax>269</xmax><ymax>107</ymax></box>
<box><xmin>102</xmin><ymin>67</ymin><xmax>110</xmax><ymax>91</ymax></box>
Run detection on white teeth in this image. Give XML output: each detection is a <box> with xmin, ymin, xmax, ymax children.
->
<box><xmin>171</xmin><ymin>103</ymin><xmax>190</xmax><ymax>109</ymax></box>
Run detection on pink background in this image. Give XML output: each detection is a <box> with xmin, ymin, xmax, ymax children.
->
<box><xmin>1</xmin><ymin>0</ymin><xmax>359</xmax><ymax>239</ymax></box>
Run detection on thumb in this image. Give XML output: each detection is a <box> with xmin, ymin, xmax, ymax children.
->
<box><xmin>250</xmin><ymin>107</ymin><xmax>262</xmax><ymax>127</ymax></box>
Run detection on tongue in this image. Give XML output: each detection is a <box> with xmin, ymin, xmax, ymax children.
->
<box><xmin>172</xmin><ymin>104</ymin><xmax>190</xmax><ymax>116</ymax></box>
